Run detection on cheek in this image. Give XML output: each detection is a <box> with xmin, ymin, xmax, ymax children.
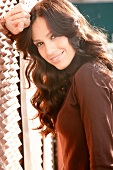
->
<box><xmin>58</xmin><ymin>36</ymin><xmax>69</xmax><ymax>45</ymax></box>
<box><xmin>38</xmin><ymin>48</ymin><xmax>44</xmax><ymax>58</ymax></box>
<box><xmin>38</xmin><ymin>48</ymin><xmax>49</xmax><ymax>61</ymax></box>
<box><xmin>38</xmin><ymin>48</ymin><xmax>42</xmax><ymax>56</ymax></box>
<box><xmin>59</xmin><ymin>39</ymin><xmax>73</xmax><ymax>54</ymax></box>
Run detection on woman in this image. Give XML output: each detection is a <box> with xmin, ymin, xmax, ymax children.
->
<box><xmin>1</xmin><ymin>0</ymin><xmax>113</xmax><ymax>169</ymax></box>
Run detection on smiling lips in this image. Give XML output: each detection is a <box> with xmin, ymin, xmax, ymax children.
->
<box><xmin>50</xmin><ymin>51</ymin><xmax>64</xmax><ymax>63</ymax></box>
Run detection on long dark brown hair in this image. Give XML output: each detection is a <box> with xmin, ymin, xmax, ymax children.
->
<box><xmin>16</xmin><ymin>0</ymin><xmax>113</xmax><ymax>136</ymax></box>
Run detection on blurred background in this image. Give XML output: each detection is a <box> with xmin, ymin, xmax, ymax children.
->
<box><xmin>70</xmin><ymin>0</ymin><xmax>113</xmax><ymax>42</ymax></box>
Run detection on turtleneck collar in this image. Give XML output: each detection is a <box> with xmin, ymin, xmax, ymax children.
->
<box><xmin>63</xmin><ymin>54</ymin><xmax>83</xmax><ymax>76</ymax></box>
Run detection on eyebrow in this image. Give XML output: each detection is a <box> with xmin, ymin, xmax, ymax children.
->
<box><xmin>33</xmin><ymin>31</ymin><xmax>52</xmax><ymax>43</ymax></box>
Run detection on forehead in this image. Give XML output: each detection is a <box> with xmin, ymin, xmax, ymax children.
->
<box><xmin>32</xmin><ymin>17</ymin><xmax>51</xmax><ymax>41</ymax></box>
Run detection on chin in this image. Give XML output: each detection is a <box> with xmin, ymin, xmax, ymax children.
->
<box><xmin>55</xmin><ymin>65</ymin><xmax>67</xmax><ymax>70</ymax></box>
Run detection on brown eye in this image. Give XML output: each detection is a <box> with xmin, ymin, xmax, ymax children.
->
<box><xmin>35</xmin><ymin>42</ymin><xmax>43</xmax><ymax>47</ymax></box>
<box><xmin>51</xmin><ymin>35</ymin><xmax>56</xmax><ymax>40</ymax></box>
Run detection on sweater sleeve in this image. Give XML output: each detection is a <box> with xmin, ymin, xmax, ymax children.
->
<box><xmin>75</xmin><ymin>63</ymin><xmax>113</xmax><ymax>170</ymax></box>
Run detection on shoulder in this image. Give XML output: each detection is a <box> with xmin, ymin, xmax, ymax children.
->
<box><xmin>75</xmin><ymin>61</ymin><xmax>111</xmax><ymax>81</ymax></box>
<box><xmin>75</xmin><ymin>62</ymin><xmax>94</xmax><ymax>78</ymax></box>
<box><xmin>73</xmin><ymin>61</ymin><xmax>113</xmax><ymax>92</ymax></box>
<box><xmin>74</xmin><ymin>62</ymin><xmax>98</xmax><ymax>84</ymax></box>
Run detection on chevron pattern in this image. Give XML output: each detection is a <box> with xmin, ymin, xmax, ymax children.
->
<box><xmin>0</xmin><ymin>0</ymin><xmax>23</xmax><ymax>169</ymax></box>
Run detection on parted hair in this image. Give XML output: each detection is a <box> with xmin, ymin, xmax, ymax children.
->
<box><xmin>16</xmin><ymin>0</ymin><xmax>113</xmax><ymax>136</ymax></box>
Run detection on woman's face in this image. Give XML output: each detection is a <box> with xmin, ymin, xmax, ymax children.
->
<box><xmin>32</xmin><ymin>17</ymin><xmax>76</xmax><ymax>70</ymax></box>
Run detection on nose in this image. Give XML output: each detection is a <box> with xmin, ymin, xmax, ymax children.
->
<box><xmin>45</xmin><ymin>41</ymin><xmax>56</xmax><ymax>56</ymax></box>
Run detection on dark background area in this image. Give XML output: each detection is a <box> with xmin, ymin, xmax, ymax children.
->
<box><xmin>75</xmin><ymin>2</ymin><xmax>113</xmax><ymax>42</ymax></box>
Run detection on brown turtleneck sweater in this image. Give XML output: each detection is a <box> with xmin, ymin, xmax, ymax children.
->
<box><xmin>55</xmin><ymin>62</ymin><xmax>113</xmax><ymax>170</ymax></box>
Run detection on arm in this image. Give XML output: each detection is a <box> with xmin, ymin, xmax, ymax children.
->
<box><xmin>75</xmin><ymin>63</ymin><xmax>113</xmax><ymax>169</ymax></box>
<box><xmin>0</xmin><ymin>3</ymin><xmax>30</xmax><ymax>41</ymax></box>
